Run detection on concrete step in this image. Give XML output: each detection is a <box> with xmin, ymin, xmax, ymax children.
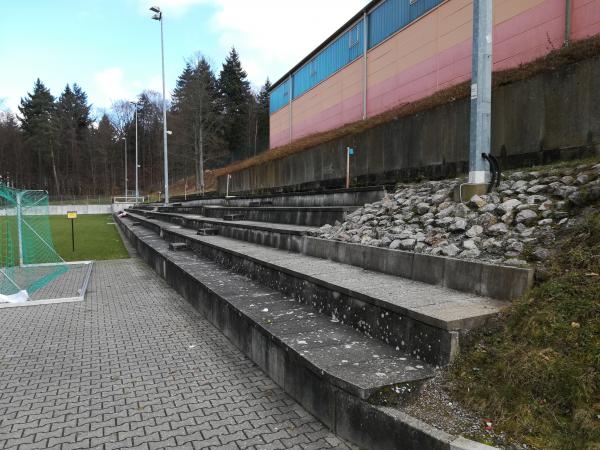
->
<box><xmin>196</xmin><ymin>228</ymin><xmax>219</xmax><ymax>236</ymax></box>
<box><xmin>170</xmin><ymin>185</ymin><xmax>390</xmax><ymax>207</ymax></box>
<box><xmin>127</xmin><ymin>208</ymin><xmax>311</xmax><ymax>252</ymax></box>
<box><xmin>125</xmin><ymin>211</ymin><xmax>508</xmax><ymax>366</ymax></box>
<box><xmin>168</xmin><ymin>242</ymin><xmax>189</xmax><ymax>251</ymax></box>
<box><xmin>117</xmin><ymin>214</ymin><xmax>435</xmax><ymax>405</ymax></box>
<box><xmin>162</xmin><ymin>205</ymin><xmax>358</xmax><ymax>227</ymax></box>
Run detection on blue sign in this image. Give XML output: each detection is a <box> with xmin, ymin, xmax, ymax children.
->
<box><xmin>348</xmin><ymin>147</ymin><xmax>354</xmax><ymax>156</ymax></box>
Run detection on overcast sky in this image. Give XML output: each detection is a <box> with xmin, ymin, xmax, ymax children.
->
<box><xmin>0</xmin><ymin>0</ymin><xmax>369</xmax><ymax>117</ymax></box>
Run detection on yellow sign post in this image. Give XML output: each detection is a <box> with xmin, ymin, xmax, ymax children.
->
<box><xmin>67</xmin><ymin>211</ymin><xmax>78</xmax><ymax>252</ymax></box>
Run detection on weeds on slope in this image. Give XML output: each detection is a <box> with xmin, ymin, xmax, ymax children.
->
<box><xmin>449</xmin><ymin>211</ymin><xmax>600</xmax><ymax>449</ymax></box>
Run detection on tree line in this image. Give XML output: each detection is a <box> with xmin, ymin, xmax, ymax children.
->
<box><xmin>0</xmin><ymin>48</ymin><xmax>270</xmax><ymax>197</ymax></box>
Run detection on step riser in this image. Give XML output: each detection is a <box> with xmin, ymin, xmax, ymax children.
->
<box><xmin>159</xmin><ymin>206</ymin><xmax>347</xmax><ymax>227</ymax></box>
<box><xmin>139</xmin><ymin>211</ymin><xmax>304</xmax><ymax>252</ymax></box>
<box><xmin>118</xmin><ymin>218</ymin><xmax>449</xmax><ymax>450</ymax></box>
<box><xmin>202</xmin><ymin>208</ymin><xmax>347</xmax><ymax>227</ymax></box>
<box><xmin>151</xmin><ymin>225</ymin><xmax>457</xmax><ymax>366</ymax></box>
<box><xmin>172</xmin><ymin>187</ymin><xmax>387</xmax><ymax>207</ymax></box>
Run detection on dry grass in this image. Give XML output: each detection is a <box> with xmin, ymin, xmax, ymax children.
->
<box><xmin>170</xmin><ymin>35</ymin><xmax>600</xmax><ymax>196</ymax></box>
<box><xmin>449</xmin><ymin>210</ymin><xmax>600</xmax><ymax>449</ymax></box>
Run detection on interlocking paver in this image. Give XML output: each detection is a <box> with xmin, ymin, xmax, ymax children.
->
<box><xmin>0</xmin><ymin>258</ymin><xmax>353</xmax><ymax>449</ymax></box>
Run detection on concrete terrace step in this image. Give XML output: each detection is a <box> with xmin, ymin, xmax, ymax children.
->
<box><xmin>127</xmin><ymin>208</ymin><xmax>312</xmax><ymax>252</ymax></box>
<box><xmin>118</xmin><ymin>214</ymin><xmax>435</xmax><ymax>402</ymax></box>
<box><xmin>166</xmin><ymin>205</ymin><xmax>358</xmax><ymax>227</ymax></box>
<box><xmin>125</xmin><ymin>211</ymin><xmax>508</xmax><ymax>366</ymax></box>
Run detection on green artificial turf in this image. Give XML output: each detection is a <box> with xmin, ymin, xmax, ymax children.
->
<box><xmin>50</xmin><ymin>214</ymin><xmax>128</xmax><ymax>261</ymax></box>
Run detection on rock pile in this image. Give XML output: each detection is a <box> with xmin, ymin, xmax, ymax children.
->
<box><xmin>311</xmin><ymin>162</ymin><xmax>600</xmax><ymax>266</ymax></box>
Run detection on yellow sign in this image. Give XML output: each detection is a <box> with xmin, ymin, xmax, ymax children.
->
<box><xmin>67</xmin><ymin>211</ymin><xmax>78</xmax><ymax>219</ymax></box>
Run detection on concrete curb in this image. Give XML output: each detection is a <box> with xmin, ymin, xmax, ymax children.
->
<box><xmin>116</xmin><ymin>214</ymin><xmax>498</xmax><ymax>450</ymax></box>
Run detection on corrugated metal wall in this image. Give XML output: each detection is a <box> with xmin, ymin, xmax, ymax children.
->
<box><xmin>369</xmin><ymin>0</ymin><xmax>443</xmax><ymax>47</ymax></box>
<box><xmin>269</xmin><ymin>78</ymin><xmax>290</xmax><ymax>114</ymax></box>
<box><xmin>270</xmin><ymin>0</ymin><xmax>445</xmax><ymax>114</ymax></box>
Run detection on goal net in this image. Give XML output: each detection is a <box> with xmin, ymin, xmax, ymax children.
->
<box><xmin>0</xmin><ymin>185</ymin><xmax>68</xmax><ymax>299</ymax></box>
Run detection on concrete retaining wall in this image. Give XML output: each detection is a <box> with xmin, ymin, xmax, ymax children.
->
<box><xmin>221</xmin><ymin>56</ymin><xmax>600</xmax><ymax>194</ymax></box>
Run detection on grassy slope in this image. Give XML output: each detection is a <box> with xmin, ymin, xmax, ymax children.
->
<box><xmin>50</xmin><ymin>214</ymin><xmax>128</xmax><ymax>261</ymax></box>
<box><xmin>449</xmin><ymin>212</ymin><xmax>600</xmax><ymax>449</ymax></box>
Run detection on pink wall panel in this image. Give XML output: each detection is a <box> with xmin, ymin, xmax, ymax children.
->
<box><xmin>572</xmin><ymin>0</ymin><xmax>600</xmax><ymax>40</ymax></box>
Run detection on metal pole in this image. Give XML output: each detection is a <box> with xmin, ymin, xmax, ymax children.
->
<box><xmin>160</xmin><ymin>16</ymin><xmax>169</xmax><ymax>205</ymax></box>
<box><xmin>288</xmin><ymin>75</ymin><xmax>293</xmax><ymax>144</ymax></box>
<box><xmin>16</xmin><ymin>192</ymin><xmax>23</xmax><ymax>266</ymax></box>
<box><xmin>124</xmin><ymin>138</ymin><xmax>128</xmax><ymax>199</ymax></box>
<box><xmin>468</xmin><ymin>0</ymin><xmax>493</xmax><ymax>184</ymax></box>
<box><xmin>362</xmin><ymin>11</ymin><xmax>368</xmax><ymax>120</ymax></box>
<box><xmin>564</xmin><ymin>0</ymin><xmax>572</xmax><ymax>47</ymax></box>
<box><xmin>346</xmin><ymin>148</ymin><xmax>351</xmax><ymax>189</ymax></box>
<box><xmin>135</xmin><ymin>107</ymin><xmax>139</xmax><ymax>200</ymax></box>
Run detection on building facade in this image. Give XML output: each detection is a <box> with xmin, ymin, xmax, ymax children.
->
<box><xmin>269</xmin><ymin>0</ymin><xmax>600</xmax><ymax>149</ymax></box>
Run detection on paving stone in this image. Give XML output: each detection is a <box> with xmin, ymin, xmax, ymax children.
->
<box><xmin>0</xmin><ymin>258</ymin><xmax>351</xmax><ymax>449</ymax></box>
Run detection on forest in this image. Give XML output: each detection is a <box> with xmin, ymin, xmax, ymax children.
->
<box><xmin>0</xmin><ymin>48</ymin><xmax>270</xmax><ymax>198</ymax></box>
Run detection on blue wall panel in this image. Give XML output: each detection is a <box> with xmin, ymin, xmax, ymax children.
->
<box><xmin>292</xmin><ymin>20</ymin><xmax>364</xmax><ymax>100</ymax></box>
<box><xmin>270</xmin><ymin>78</ymin><xmax>290</xmax><ymax>114</ymax></box>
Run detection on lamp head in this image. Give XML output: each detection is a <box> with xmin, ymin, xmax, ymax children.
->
<box><xmin>152</xmin><ymin>13</ymin><xmax>161</xmax><ymax>20</ymax></box>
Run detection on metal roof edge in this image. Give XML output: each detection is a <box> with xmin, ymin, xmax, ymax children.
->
<box><xmin>269</xmin><ymin>0</ymin><xmax>381</xmax><ymax>92</ymax></box>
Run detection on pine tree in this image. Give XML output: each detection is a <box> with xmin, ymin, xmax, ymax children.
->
<box><xmin>256</xmin><ymin>79</ymin><xmax>271</xmax><ymax>154</ymax></box>
<box><xmin>18</xmin><ymin>79</ymin><xmax>55</xmax><ymax>189</ymax></box>
<box><xmin>54</xmin><ymin>83</ymin><xmax>92</xmax><ymax>195</ymax></box>
<box><xmin>172</xmin><ymin>56</ymin><xmax>223</xmax><ymax>192</ymax></box>
<box><xmin>218</xmin><ymin>47</ymin><xmax>251</xmax><ymax>161</ymax></box>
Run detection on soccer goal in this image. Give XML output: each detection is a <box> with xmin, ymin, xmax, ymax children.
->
<box><xmin>0</xmin><ymin>184</ymin><xmax>92</xmax><ymax>306</ymax></box>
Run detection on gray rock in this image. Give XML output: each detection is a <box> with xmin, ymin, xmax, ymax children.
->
<box><xmin>399</xmin><ymin>239</ymin><xmax>417</xmax><ymax>250</ymax></box>
<box><xmin>466</xmin><ymin>225</ymin><xmax>484</xmax><ymax>238</ymax></box>
<box><xmin>468</xmin><ymin>195</ymin><xmax>486</xmax><ymax>208</ymax></box>
<box><xmin>463</xmin><ymin>239</ymin><xmax>478</xmax><ymax>250</ymax></box>
<box><xmin>576</xmin><ymin>174</ymin><xmax>590</xmax><ymax>185</ymax></box>
<box><xmin>515</xmin><ymin>209</ymin><xmax>538</xmax><ymax>225</ymax></box>
<box><xmin>487</xmin><ymin>223</ymin><xmax>509</xmax><ymax>236</ymax></box>
<box><xmin>527</xmin><ymin>184</ymin><xmax>547</xmax><ymax>194</ymax></box>
<box><xmin>453</xmin><ymin>203</ymin><xmax>471</xmax><ymax>218</ymax></box>
<box><xmin>475</xmin><ymin>212</ymin><xmax>498</xmax><ymax>228</ymax></box>
<box><xmin>498</xmin><ymin>198</ymin><xmax>521</xmax><ymax>214</ymax></box>
<box><xmin>561</xmin><ymin>175</ymin><xmax>575</xmax><ymax>185</ymax></box>
<box><xmin>568</xmin><ymin>191</ymin><xmax>586</xmax><ymax>206</ymax></box>
<box><xmin>441</xmin><ymin>244</ymin><xmax>460</xmax><ymax>257</ymax></box>
<box><xmin>538</xmin><ymin>218</ymin><xmax>553</xmax><ymax>226</ymax></box>
<box><xmin>460</xmin><ymin>249</ymin><xmax>481</xmax><ymax>258</ymax></box>
<box><xmin>504</xmin><ymin>259</ymin><xmax>529</xmax><ymax>267</ymax></box>
<box><xmin>389</xmin><ymin>239</ymin><xmax>402</xmax><ymax>250</ymax></box>
<box><xmin>532</xmin><ymin>247</ymin><xmax>550</xmax><ymax>261</ymax></box>
<box><xmin>449</xmin><ymin>218</ymin><xmax>468</xmax><ymax>232</ymax></box>
<box><xmin>416</xmin><ymin>202</ymin><xmax>431</xmax><ymax>215</ymax></box>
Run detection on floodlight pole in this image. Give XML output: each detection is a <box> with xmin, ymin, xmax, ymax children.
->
<box><xmin>134</xmin><ymin>104</ymin><xmax>139</xmax><ymax>200</ymax></box>
<box><xmin>468</xmin><ymin>0</ymin><xmax>493</xmax><ymax>185</ymax></box>
<box><xmin>123</xmin><ymin>137</ymin><xmax>128</xmax><ymax>200</ymax></box>
<box><xmin>151</xmin><ymin>6</ymin><xmax>169</xmax><ymax>205</ymax></box>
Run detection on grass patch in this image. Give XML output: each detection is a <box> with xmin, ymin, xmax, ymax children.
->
<box><xmin>449</xmin><ymin>211</ymin><xmax>600</xmax><ymax>449</ymax></box>
<box><xmin>50</xmin><ymin>214</ymin><xmax>128</xmax><ymax>262</ymax></box>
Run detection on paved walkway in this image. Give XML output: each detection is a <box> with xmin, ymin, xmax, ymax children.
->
<box><xmin>0</xmin><ymin>258</ymin><xmax>352</xmax><ymax>449</ymax></box>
